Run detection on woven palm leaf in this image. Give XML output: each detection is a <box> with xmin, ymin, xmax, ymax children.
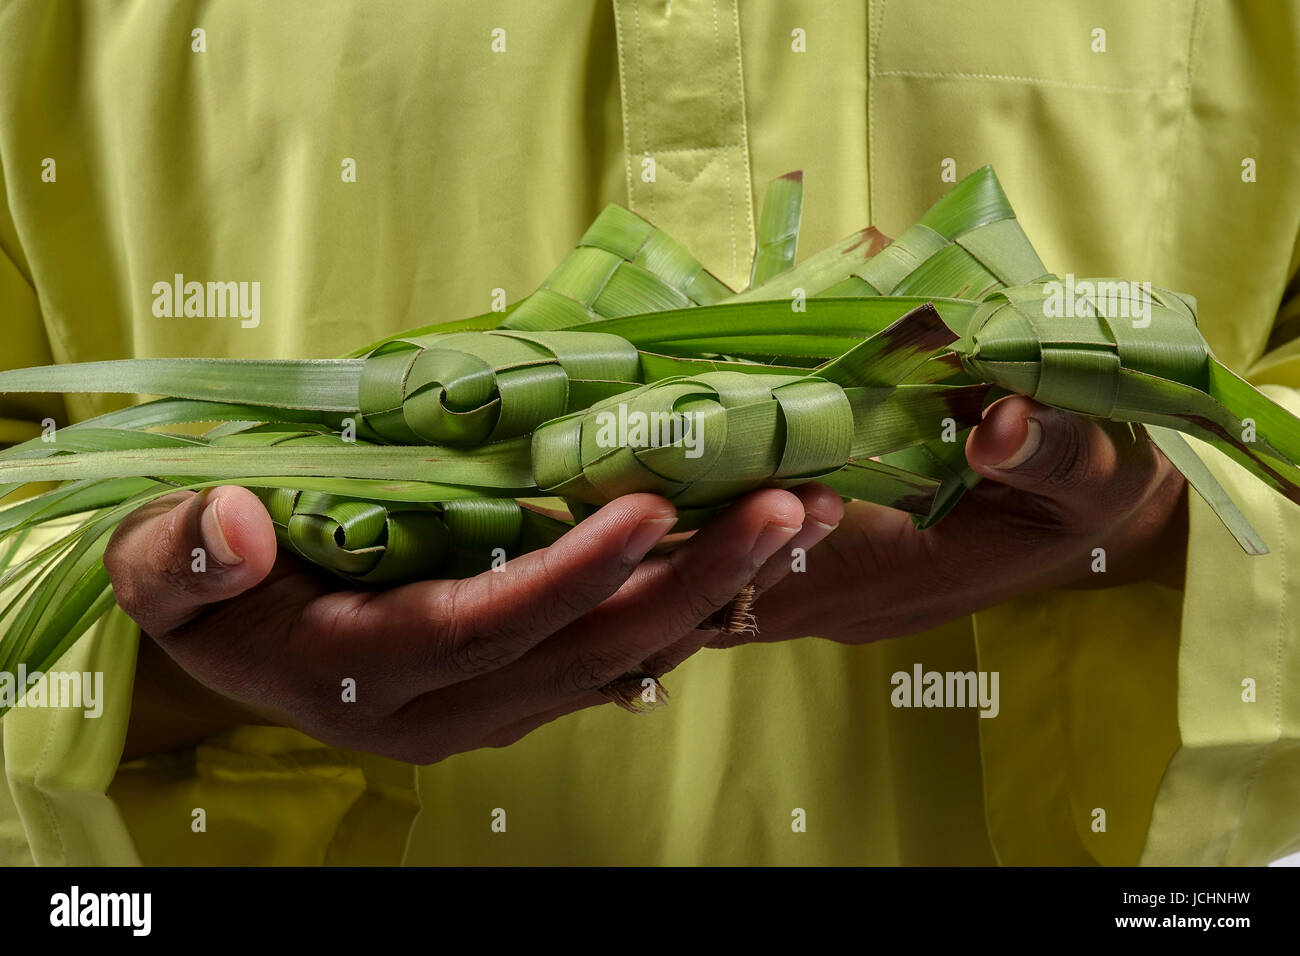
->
<box><xmin>2</xmin><ymin>167</ymin><xmax>1300</xmax><ymax>701</ymax></box>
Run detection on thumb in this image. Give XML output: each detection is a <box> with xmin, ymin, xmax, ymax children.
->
<box><xmin>965</xmin><ymin>396</ymin><xmax>1153</xmax><ymax>519</ymax></box>
<box><xmin>104</xmin><ymin>486</ymin><xmax>277</xmax><ymax>639</ymax></box>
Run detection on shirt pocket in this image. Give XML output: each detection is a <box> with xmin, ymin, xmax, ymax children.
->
<box><xmin>867</xmin><ymin>0</ymin><xmax>1200</xmax><ymax>285</ymax></box>
<box><xmin>873</xmin><ymin>0</ymin><xmax>1195</xmax><ymax>94</ymax></box>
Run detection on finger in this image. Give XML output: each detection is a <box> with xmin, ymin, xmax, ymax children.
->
<box><xmin>103</xmin><ymin>486</ymin><xmax>277</xmax><ymax>639</ymax></box>
<box><xmin>392</xmin><ymin>488</ymin><xmax>804</xmax><ymax>743</ymax></box>
<box><xmin>649</xmin><ymin>483</ymin><xmax>844</xmax><ymax>660</ymax></box>
<box><xmin>343</xmin><ymin>494</ymin><xmax>679</xmax><ymax>692</ymax></box>
<box><xmin>535</xmin><ymin>487</ymin><xmax>804</xmax><ymax>685</ymax></box>
<box><xmin>748</xmin><ymin>482</ymin><xmax>844</xmax><ymax>592</ymax></box>
<box><xmin>964</xmin><ymin>395</ymin><xmax>1162</xmax><ymax>522</ymax></box>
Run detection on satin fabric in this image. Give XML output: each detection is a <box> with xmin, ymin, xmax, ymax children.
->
<box><xmin>0</xmin><ymin>0</ymin><xmax>1297</xmax><ymax>865</ymax></box>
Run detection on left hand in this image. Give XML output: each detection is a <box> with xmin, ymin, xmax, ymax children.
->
<box><xmin>714</xmin><ymin>395</ymin><xmax>1189</xmax><ymax>647</ymax></box>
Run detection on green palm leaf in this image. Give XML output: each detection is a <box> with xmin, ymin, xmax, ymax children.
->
<box><xmin>4</xmin><ymin>165</ymin><xmax>1300</xmax><ymax>710</ymax></box>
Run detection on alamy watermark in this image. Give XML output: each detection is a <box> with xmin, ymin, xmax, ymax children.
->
<box><xmin>152</xmin><ymin>273</ymin><xmax>260</xmax><ymax>328</ymax></box>
<box><xmin>1</xmin><ymin>666</ymin><xmax>103</xmax><ymax>718</ymax></box>
<box><xmin>891</xmin><ymin>664</ymin><xmax>999</xmax><ymax>718</ymax></box>
<box><xmin>593</xmin><ymin>404</ymin><xmax>704</xmax><ymax>458</ymax></box>
<box><xmin>50</xmin><ymin>886</ymin><xmax>150</xmax><ymax>935</ymax></box>
<box><xmin>1042</xmin><ymin>274</ymin><xmax>1153</xmax><ymax>328</ymax></box>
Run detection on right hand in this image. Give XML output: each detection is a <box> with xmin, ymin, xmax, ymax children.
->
<box><xmin>105</xmin><ymin>484</ymin><xmax>842</xmax><ymax>764</ymax></box>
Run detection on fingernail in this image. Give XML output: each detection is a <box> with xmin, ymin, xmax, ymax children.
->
<box><xmin>623</xmin><ymin>515</ymin><xmax>677</xmax><ymax>562</ymax></box>
<box><xmin>993</xmin><ymin>417</ymin><xmax>1042</xmax><ymax>470</ymax></box>
<box><xmin>200</xmin><ymin>494</ymin><xmax>243</xmax><ymax>566</ymax></box>
<box><xmin>808</xmin><ymin>518</ymin><xmax>840</xmax><ymax>535</ymax></box>
<box><xmin>752</xmin><ymin>521</ymin><xmax>802</xmax><ymax>564</ymax></box>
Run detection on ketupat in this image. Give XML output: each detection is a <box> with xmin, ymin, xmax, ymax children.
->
<box><xmin>1</xmin><ymin>167</ymin><xmax>1299</xmax><ymax>703</ymax></box>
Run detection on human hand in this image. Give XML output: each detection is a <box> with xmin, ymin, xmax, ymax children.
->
<box><xmin>712</xmin><ymin>395</ymin><xmax>1189</xmax><ymax>647</ymax></box>
<box><xmin>107</xmin><ymin>483</ymin><xmax>842</xmax><ymax>762</ymax></box>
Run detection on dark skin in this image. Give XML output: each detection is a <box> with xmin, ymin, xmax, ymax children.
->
<box><xmin>715</xmin><ymin>395</ymin><xmax>1188</xmax><ymax>649</ymax></box>
<box><xmin>111</xmin><ymin>395</ymin><xmax>1187</xmax><ymax>761</ymax></box>
<box><xmin>112</xmin><ymin>484</ymin><xmax>843</xmax><ymax>763</ymax></box>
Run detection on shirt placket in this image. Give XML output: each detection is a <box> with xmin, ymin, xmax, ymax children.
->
<box><xmin>612</xmin><ymin>0</ymin><xmax>756</xmax><ymax>291</ymax></box>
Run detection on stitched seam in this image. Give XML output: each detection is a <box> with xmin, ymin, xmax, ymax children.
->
<box><xmin>613</xmin><ymin>2</ymin><xmax>635</xmax><ymax>209</ymax></box>
<box><xmin>652</xmin><ymin>143</ymin><xmax>745</xmax><ymax>154</ymax></box>
<box><xmin>727</xmin><ymin>0</ymin><xmax>753</xmax><ymax>281</ymax></box>
<box><xmin>874</xmin><ymin>69</ymin><xmax>1170</xmax><ymax>95</ymax></box>
<box><xmin>1057</xmin><ymin>624</ymin><xmax>1091</xmax><ymax>862</ymax></box>
<box><xmin>1224</xmin><ymin>492</ymin><xmax>1288</xmax><ymax>862</ymax></box>
<box><xmin>31</xmin><ymin>701</ymin><xmax>70</xmax><ymax>865</ymax></box>
<box><xmin>1274</xmin><ymin>498</ymin><xmax>1288</xmax><ymax>742</ymax></box>
<box><xmin>868</xmin><ymin>0</ymin><xmax>882</xmax><ymax>225</ymax></box>
<box><xmin>654</xmin><ymin>151</ymin><xmax>723</xmax><ymax>187</ymax></box>
<box><xmin>1276</xmin><ymin>504</ymin><xmax>1288</xmax><ymax>744</ymax></box>
<box><xmin>710</xmin><ymin>0</ymin><xmax>736</xmax><ymax>278</ymax></box>
<box><xmin>1151</xmin><ymin>0</ymin><xmax>1204</xmax><ymax>279</ymax></box>
<box><xmin>620</xmin><ymin>0</ymin><xmax>753</xmax><ymax>284</ymax></box>
<box><xmin>655</xmin><ymin>148</ymin><xmax>749</xmax><ymax>193</ymax></box>
<box><xmin>633</xmin><ymin>0</ymin><xmax>654</xmax><ymax>223</ymax></box>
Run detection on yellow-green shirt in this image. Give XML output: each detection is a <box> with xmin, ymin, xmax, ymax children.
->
<box><xmin>1</xmin><ymin>0</ymin><xmax>1299</xmax><ymax>865</ymax></box>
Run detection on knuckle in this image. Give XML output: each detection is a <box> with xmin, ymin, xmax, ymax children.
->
<box><xmin>421</xmin><ymin>579</ymin><xmax>523</xmax><ymax>680</ymax></box>
<box><xmin>148</xmin><ymin>512</ymin><xmax>206</xmax><ymax>595</ymax></box>
<box><xmin>421</xmin><ymin>578</ymin><xmax>464</xmax><ymax>644</ymax></box>
<box><xmin>1037</xmin><ymin>420</ymin><xmax>1091</xmax><ymax>491</ymax></box>
<box><xmin>107</xmin><ymin>573</ymin><xmax>151</xmax><ymax>622</ymax></box>
<box><xmin>157</xmin><ymin>555</ymin><xmax>206</xmax><ymax>599</ymax></box>
<box><xmin>443</xmin><ymin>631</ymin><xmax>514</xmax><ymax>680</ymax></box>
<box><xmin>667</xmin><ymin>558</ymin><xmax>735</xmax><ymax>624</ymax></box>
<box><xmin>545</xmin><ymin>580</ymin><xmax>601</xmax><ymax>627</ymax></box>
<box><xmin>683</xmin><ymin>589</ymin><xmax>723</xmax><ymax>626</ymax></box>
<box><xmin>1120</xmin><ymin>446</ymin><xmax>1168</xmax><ymax>509</ymax></box>
<box><xmin>533</xmin><ymin>548</ymin><xmax>618</xmax><ymax>629</ymax></box>
<box><xmin>553</xmin><ymin>653</ymin><xmax>618</xmax><ymax>697</ymax></box>
<box><xmin>419</xmin><ymin>580</ymin><xmax>478</xmax><ymax>677</ymax></box>
<box><xmin>1002</xmin><ymin>492</ymin><xmax>1073</xmax><ymax>541</ymax></box>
